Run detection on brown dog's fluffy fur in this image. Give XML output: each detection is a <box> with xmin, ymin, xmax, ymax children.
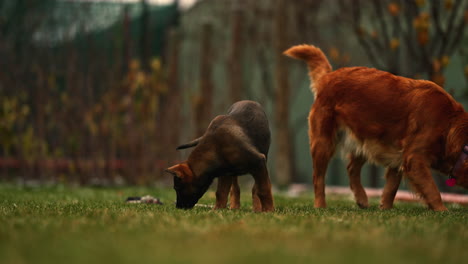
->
<box><xmin>285</xmin><ymin>44</ymin><xmax>468</xmax><ymax>211</ymax></box>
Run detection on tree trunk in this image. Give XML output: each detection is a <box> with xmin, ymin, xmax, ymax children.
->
<box><xmin>273</xmin><ymin>0</ymin><xmax>294</xmax><ymax>186</ymax></box>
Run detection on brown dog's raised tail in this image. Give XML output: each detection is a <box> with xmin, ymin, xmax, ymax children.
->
<box><xmin>284</xmin><ymin>45</ymin><xmax>332</xmax><ymax>95</ymax></box>
<box><xmin>176</xmin><ymin>137</ymin><xmax>202</xmax><ymax>150</ymax></box>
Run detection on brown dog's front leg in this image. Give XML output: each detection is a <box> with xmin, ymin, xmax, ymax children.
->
<box><xmin>347</xmin><ymin>155</ymin><xmax>368</xmax><ymax>209</ymax></box>
<box><xmin>404</xmin><ymin>155</ymin><xmax>447</xmax><ymax>211</ymax></box>
<box><xmin>251</xmin><ymin>162</ymin><xmax>274</xmax><ymax>212</ymax></box>
<box><xmin>215</xmin><ymin>175</ymin><xmax>233</xmax><ymax>209</ymax></box>
<box><xmin>379</xmin><ymin>168</ymin><xmax>402</xmax><ymax>209</ymax></box>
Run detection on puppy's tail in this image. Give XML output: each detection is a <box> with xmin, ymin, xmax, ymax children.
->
<box><xmin>176</xmin><ymin>137</ymin><xmax>202</xmax><ymax>150</ymax></box>
<box><xmin>283</xmin><ymin>45</ymin><xmax>332</xmax><ymax>94</ymax></box>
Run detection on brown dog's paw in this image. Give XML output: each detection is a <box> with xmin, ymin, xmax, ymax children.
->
<box><xmin>314</xmin><ymin>200</ymin><xmax>327</xmax><ymax>208</ymax></box>
<box><xmin>379</xmin><ymin>202</ymin><xmax>393</xmax><ymax>210</ymax></box>
<box><xmin>357</xmin><ymin>201</ymin><xmax>369</xmax><ymax>209</ymax></box>
<box><xmin>358</xmin><ymin>203</ymin><xmax>369</xmax><ymax>209</ymax></box>
<box><xmin>213</xmin><ymin>204</ymin><xmax>228</xmax><ymax>210</ymax></box>
<box><xmin>429</xmin><ymin>204</ymin><xmax>448</xmax><ymax>212</ymax></box>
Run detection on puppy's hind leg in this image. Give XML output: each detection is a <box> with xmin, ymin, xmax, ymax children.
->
<box><xmin>309</xmin><ymin>106</ymin><xmax>337</xmax><ymax>208</ymax></box>
<box><xmin>214</xmin><ymin>175</ymin><xmax>233</xmax><ymax>209</ymax></box>
<box><xmin>251</xmin><ymin>184</ymin><xmax>262</xmax><ymax>212</ymax></box>
<box><xmin>229</xmin><ymin>176</ymin><xmax>241</xmax><ymax>209</ymax></box>
<box><xmin>347</xmin><ymin>155</ymin><xmax>368</xmax><ymax>209</ymax></box>
<box><xmin>251</xmin><ymin>160</ymin><xmax>274</xmax><ymax>212</ymax></box>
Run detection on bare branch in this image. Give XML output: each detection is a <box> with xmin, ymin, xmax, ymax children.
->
<box><xmin>431</xmin><ymin>0</ymin><xmax>444</xmax><ymax>39</ymax></box>
<box><xmin>350</xmin><ymin>0</ymin><xmax>386</xmax><ymax>69</ymax></box>
<box><xmin>439</xmin><ymin>0</ymin><xmax>465</xmax><ymax>56</ymax></box>
<box><xmin>447</xmin><ymin>5</ymin><xmax>467</xmax><ymax>55</ymax></box>
<box><xmin>372</xmin><ymin>0</ymin><xmax>391</xmax><ymax>50</ymax></box>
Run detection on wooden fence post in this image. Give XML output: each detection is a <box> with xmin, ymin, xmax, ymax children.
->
<box><xmin>160</xmin><ymin>28</ymin><xmax>181</xmax><ymax>173</ymax></box>
<box><xmin>228</xmin><ymin>1</ymin><xmax>244</xmax><ymax>103</ymax></box>
<box><xmin>194</xmin><ymin>23</ymin><xmax>214</xmax><ymax>137</ymax></box>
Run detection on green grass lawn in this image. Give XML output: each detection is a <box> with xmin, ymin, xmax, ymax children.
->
<box><xmin>1</xmin><ymin>184</ymin><xmax>467</xmax><ymax>264</ymax></box>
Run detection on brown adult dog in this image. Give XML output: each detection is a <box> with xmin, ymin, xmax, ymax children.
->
<box><xmin>284</xmin><ymin>44</ymin><xmax>468</xmax><ymax>211</ymax></box>
<box><xmin>165</xmin><ymin>100</ymin><xmax>274</xmax><ymax>212</ymax></box>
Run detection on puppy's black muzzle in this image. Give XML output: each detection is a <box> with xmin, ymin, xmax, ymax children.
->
<box><xmin>176</xmin><ymin>201</ymin><xmax>196</xmax><ymax>209</ymax></box>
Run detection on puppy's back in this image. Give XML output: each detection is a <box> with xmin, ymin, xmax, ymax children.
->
<box><xmin>227</xmin><ymin>100</ymin><xmax>271</xmax><ymax>156</ymax></box>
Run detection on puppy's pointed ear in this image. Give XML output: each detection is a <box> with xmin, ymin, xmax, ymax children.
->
<box><xmin>165</xmin><ymin>163</ymin><xmax>193</xmax><ymax>181</ymax></box>
<box><xmin>165</xmin><ymin>164</ymin><xmax>183</xmax><ymax>178</ymax></box>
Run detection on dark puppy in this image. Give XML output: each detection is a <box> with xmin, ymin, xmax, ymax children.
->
<box><xmin>166</xmin><ymin>100</ymin><xmax>274</xmax><ymax>212</ymax></box>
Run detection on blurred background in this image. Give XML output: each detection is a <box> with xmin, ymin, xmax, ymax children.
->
<box><xmin>0</xmin><ymin>0</ymin><xmax>467</xmax><ymax>192</ymax></box>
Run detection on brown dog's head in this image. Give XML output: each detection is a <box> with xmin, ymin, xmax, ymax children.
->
<box><xmin>165</xmin><ymin>163</ymin><xmax>211</xmax><ymax>209</ymax></box>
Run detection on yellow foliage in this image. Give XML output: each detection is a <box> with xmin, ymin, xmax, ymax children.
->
<box><xmin>440</xmin><ymin>55</ymin><xmax>450</xmax><ymax>67</ymax></box>
<box><xmin>356</xmin><ymin>27</ymin><xmax>366</xmax><ymax>36</ymax></box>
<box><xmin>415</xmin><ymin>0</ymin><xmax>426</xmax><ymax>7</ymax></box>
<box><xmin>121</xmin><ymin>95</ymin><xmax>132</xmax><ymax>108</ymax></box>
<box><xmin>444</xmin><ymin>0</ymin><xmax>453</xmax><ymax>10</ymax></box>
<box><xmin>192</xmin><ymin>95</ymin><xmax>203</xmax><ymax>109</ymax></box>
<box><xmin>45</xmin><ymin>102</ymin><xmax>53</xmax><ymax>115</ymax></box>
<box><xmin>341</xmin><ymin>53</ymin><xmax>351</xmax><ymax>65</ymax></box>
<box><xmin>129</xmin><ymin>59</ymin><xmax>140</xmax><ymax>71</ymax></box>
<box><xmin>432</xmin><ymin>59</ymin><xmax>441</xmax><ymax>73</ymax></box>
<box><xmin>157</xmin><ymin>83</ymin><xmax>168</xmax><ymax>94</ymax></box>
<box><xmin>60</xmin><ymin>93</ymin><xmax>69</xmax><ymax>103</ymax></box>
<box><xmin>21</xmin><ymin>105</ymin><xmax>30</xmax><ymax>116</ymax></box>
<box><xmin>136</xmin><ymin>72</ymin><xmax>146</xmax><ymax>86</ymax></box>
<box><xmin>18</xmin><ymin>126</ymin><xmax>48</xmax><ymax>161</ymax></box>
<box><xmin>387</xmin><ymin>3</ymin><xmax>400</xmax><ymax>16</ymax></box>
<box><xmin>329</xmin><ymin>47</ymin><xmax>340</xmax><ymax>62</ymax></box>
<box><xmin>151</xmin><ymin>58</ymin><xmax>161</xmax><ymax>72</ymax></box>
<box><xmin>413</xmin><ymin>12</ymin><xmax>430</xmax><ymax>31</ymax></box>
<box><xmin>431</xmin><ymin>73</ymin><xmax>445</xmax><ymax>87</ymax></box>
<box><xmin>85</xmin><ymin>112</ymin><xmax>98</xmax><ymax>136</ymax></box>
<box><xmin>327</xmin><ymin>48</ymin><xmax>351</xmax><ymax>65</ymax></box>
<box><xmin>390</xmin><ymin>38</ymin><xmax>400</xmax><ymax>50</ymax></box>
<box><xmin>417</xmin><ymin>30</ymin><xmax>429</xmax><ymax>46</ymax></box>
<box><xmin>47</xmin><ymin>74</ymin><xmax>56</xmax><ymax>90</ymax></box>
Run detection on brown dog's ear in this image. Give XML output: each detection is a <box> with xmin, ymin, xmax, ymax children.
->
<box><xmin>165</xmin><ymin>163</ymin><xmax>193</xmax><ymax>181</ymax></box>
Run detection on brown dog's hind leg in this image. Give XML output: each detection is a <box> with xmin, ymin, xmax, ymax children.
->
<box><xmin>251</xmin><ymin>161</ymin><xmax>274</xmax><ymax>212</ymax></box>
<box><xmin>404</xmin><ymin>154</ymin><xmax>447</xmax><ymax>211</ymax></box>
<box><xmin>347</xmin><ymin>155</ymin><xmax>368</xmax><ymax>209</ymax></box>
<box><xmin>214</xmin><ymin>175</ymin><xmax>233</xmax><ymax>209</ymax></box>
<box><xmin>309</xmin><ymin>106</ymin><xmax>337</xmax><ymax>208</ymax></box>
<box><xmin>229</xmin><ymin>176</ymin><xmax>241</xmax><ymax>209</ymax></box>
<box><xmin>379</xmin><ymin>168</ymin><xmax>402</xmax><ymax>209</ymax></box>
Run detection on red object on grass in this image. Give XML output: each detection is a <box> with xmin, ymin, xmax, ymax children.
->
<box><xmin>445</xmin><ymin>178</ymin><xmax>456</xmax><ymax>187</ymax></box>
